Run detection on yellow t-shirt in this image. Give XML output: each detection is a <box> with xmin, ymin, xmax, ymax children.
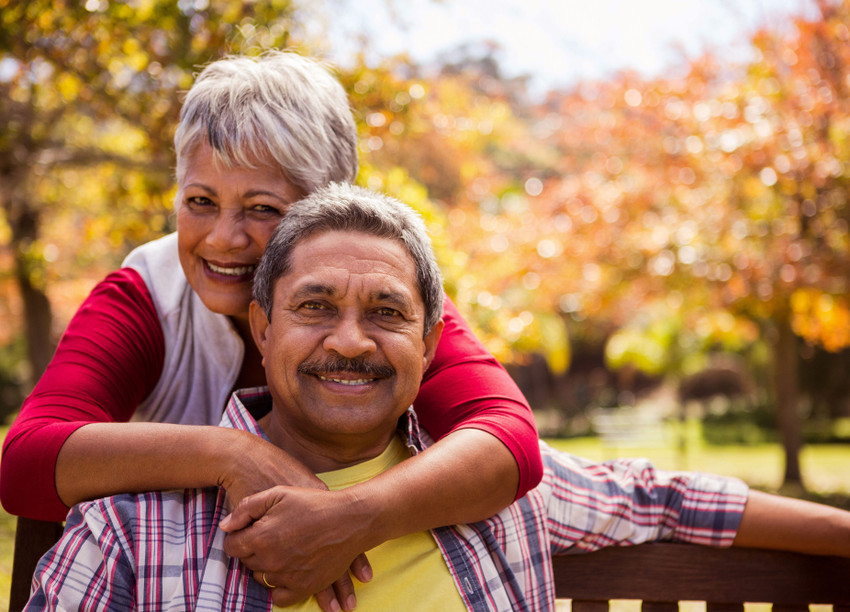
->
<box><xmin>275</xmin><ymin>437</ymin><xmax>467</xmax><ymax>611</ymax></box>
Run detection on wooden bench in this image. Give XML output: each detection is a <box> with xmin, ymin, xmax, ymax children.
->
<box><xmin>11</xmin><ymin>519</ymin><xmax>850</xmax><ymax>611</ymax></box>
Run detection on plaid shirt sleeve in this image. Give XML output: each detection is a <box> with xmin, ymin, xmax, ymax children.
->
<box><xmin>24</xmin><ymin>498</ymin><xmax>137</xmax><ymax>611</ymax></box>
<box><xmin>539</xmin><ymin>442</ymin><xmax>749</xmax><ymax>555</ymax></box>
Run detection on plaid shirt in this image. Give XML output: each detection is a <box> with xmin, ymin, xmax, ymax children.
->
<box><xmin>26</xmin><ymin>388</ymin><xmax>748</xmax><ymax>611</ymax></box>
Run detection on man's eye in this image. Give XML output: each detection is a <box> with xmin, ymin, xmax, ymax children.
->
<box><xmin>301</xmin><ymin>302</ymin><xmax>328</xmax><ymax>311</ymax></box>
<box><xmin>376</xmin><ymin>307</ymin><xmax>401</xmax><ymax>318</ymax></box>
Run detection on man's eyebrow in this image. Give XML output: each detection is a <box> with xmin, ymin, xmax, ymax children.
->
<box><xmin>372</xmin><ymin>290</ymin><xmax>415</xmax><ymax>311</ymax></box>
<box><xmin>290</xmin><ymin>285</ymin><xmax>415</xmax><ymax>310</ymax></box>
<box><xmin>291</xmin><ymin>283</ymin><xmax>336</xmax><ymax>299</ymax></box>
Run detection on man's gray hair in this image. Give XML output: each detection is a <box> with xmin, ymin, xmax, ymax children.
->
<box><xmin>254</xmin><ymin>183</ymin><xmax>444</xmax><ymax>335</ymax></box>
<box><xmin>175</xmin><ymin>50</ymin><xmax>358</xmax><ymax>193</ymax></box>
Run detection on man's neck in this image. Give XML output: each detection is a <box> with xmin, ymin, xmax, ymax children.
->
<box><xmin>256</xmin><ymin>410</ymin><xmax>397</xmax><ymax>473</ymax></box>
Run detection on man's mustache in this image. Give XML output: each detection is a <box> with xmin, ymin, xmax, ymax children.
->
<box><xmin>298</xmin><ymin>357</ymin><xmax>396</xmax><ymax>379</ymax></box>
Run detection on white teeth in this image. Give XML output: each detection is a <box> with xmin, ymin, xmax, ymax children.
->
<box><xmin>207</xmin><ymin>262</ymin><xmax>255</xmax><ymax>276</ymax></box>
<box><xmin>318</xmin><ymin>375</ymin><xmax>372</xmax><ymax>385</ymax></box>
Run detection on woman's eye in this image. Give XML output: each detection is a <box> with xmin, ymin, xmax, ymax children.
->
<box><xmin>186</xmin><ymin>196</ymin><xmax>215</xmax><ymax>210</ymax></box>
<box><xmin>251</xmin><ymin>204</ymin><xmax>284</xmax><ymax>216</ymax></box>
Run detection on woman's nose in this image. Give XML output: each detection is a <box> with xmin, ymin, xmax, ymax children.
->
<box><xmin>205</xmin><ymin>213</ymin><xmax>250</xmax><ymax>252</ymax></box>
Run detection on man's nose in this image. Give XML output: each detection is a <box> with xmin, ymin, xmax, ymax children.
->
<box><xmin>323</xmin><ymin>315</ymin><xmax>377</xmax><ymax>358</ymax></box>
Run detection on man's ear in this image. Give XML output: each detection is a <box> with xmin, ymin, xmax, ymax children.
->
<box><xmin>422</xmin><ymin>319</ymin><xmax>444</xmax><ymax>371</ymax></box>
<box><xmin>249</xmin><ymin>300</ymin><xmax>270</xmax><ymax>363</ymax></box>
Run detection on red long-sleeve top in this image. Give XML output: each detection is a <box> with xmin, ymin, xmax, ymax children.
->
<box><xmin>1</xmin><ymin>268</ymin><xmax>542</xmax><ymax>521</ymax></box>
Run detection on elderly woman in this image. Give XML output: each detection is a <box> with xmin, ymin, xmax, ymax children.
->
<box><xmin>0</xmin><ymin>51</ymin><xmax>541</xmax><ymax>609</ymax></box>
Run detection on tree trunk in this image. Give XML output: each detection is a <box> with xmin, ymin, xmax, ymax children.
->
<box><xmin>15</xmin><ymin>257</ymin><xmax>55</xmax><ymax>382</ymax></box>
<box><xmin>9</xmin><ymin>204</ymin><xmax>55</xmax><ymax>384</ymax></box>
<box><xmin>772</xmin><ymin>316</ymin><xmax>804</xmax><ymax>489</ymax></box>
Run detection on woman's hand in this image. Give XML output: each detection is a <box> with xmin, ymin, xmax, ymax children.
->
<box><xmin>217</xmin><ymin>431</ymin><xmax>326</xmax><ymax>505</ymax></box>
<box><xmin>220</xmin><ymin>486</ymin><xmax>374</xmax><ymax>611</ymax></box>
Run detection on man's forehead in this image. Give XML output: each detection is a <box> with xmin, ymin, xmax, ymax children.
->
<box><xmin>281</xmin><ymin>230</ymin><xmax>421</xmax><ymax>302</ymax></box>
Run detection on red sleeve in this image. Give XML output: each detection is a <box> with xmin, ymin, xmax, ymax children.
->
<box><xmin>414</xmin><ymin>296</ymin><xmax>543</xmax><ymax>500</ymax></box>
<box><xmin>0</xmin><ymin>268</ymin><xmax>164</xmax><ymax>521</ymax></box>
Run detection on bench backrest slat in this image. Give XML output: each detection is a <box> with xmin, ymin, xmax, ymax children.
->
<box><xmin>553</xmin><ymin>543</ymin><xmax>850</xmax><ymax>606</ymax></box>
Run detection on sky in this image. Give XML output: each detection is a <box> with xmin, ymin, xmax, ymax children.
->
<box><xmin>311</xmin><ymin>0</ymin><xmax>817</xmax><ymax>96</ymax></box>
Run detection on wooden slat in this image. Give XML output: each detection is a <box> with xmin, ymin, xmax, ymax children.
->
<box><xmin>553</xmin><ymin>543</ymin><xmax>850</xmax><ymax>605</ymax></box>
<box><xmin>571</xmin><ymin>600</ymin><xmax>611</xmax><ymax>612</ymax></box>
<box><xmin>705</xmin><ymin>603</ymin><xmax>744</xmax><ymax>612</ymax></box>
<box><xmin>9</xmin><ymin>518</ymin><xmax>65</xmax><ymax>612</ymax></box>
<box><xmin>642</xmin><ymin>602</ymin><xmax>679</xmax><ymax>612</ymax></box>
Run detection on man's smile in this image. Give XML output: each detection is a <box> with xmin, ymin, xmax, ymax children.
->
<box><xmin>299</xmin><ymin>357</ymin><xmax>395</xmax><ymax>382</ymax></box>
<box><xmin>316</xmin><ymin>375</ymin><xmax>375</xmax><ymax>386</ymax></box>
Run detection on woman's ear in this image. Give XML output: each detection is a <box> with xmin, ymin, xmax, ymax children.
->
<box><xmin>249</xmin><ymin>300</ymin><xmax>270</xmax><ymax>364</ymax></box>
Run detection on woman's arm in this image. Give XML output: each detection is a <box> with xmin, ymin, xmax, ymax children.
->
<box><xmin>1</xmin><ymin>269</ymin><xmax>163</xmax><ymax>519</ymax></box>
<box><xmin>415</xmin><ymin>296</ymin><xmax>543</xmax><ymax>499</ymax></box>
<box><xmin>55</xmin><ymin>422</ymin><xmax>323</xmax><ymax>506</ymax></box>
<box><xmin>0</xmin><ymin>269</ymin><xmax>321</xmax><ymax>519</ymax></box>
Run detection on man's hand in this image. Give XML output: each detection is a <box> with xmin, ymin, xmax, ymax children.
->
<box><xmin>220</xmin><ymin>485</ymin><xmax>374</xmax><ymax>612</ymax></box>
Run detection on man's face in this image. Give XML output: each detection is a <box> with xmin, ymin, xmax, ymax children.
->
<box><xmin>250</xmin><ymin>229</ymin><xmax>443</xmax><ymax>470</ymax></box>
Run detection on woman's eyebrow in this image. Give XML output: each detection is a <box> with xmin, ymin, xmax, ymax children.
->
<box><xmin>184</xmin><ymin>184</ymin><xmax>291</xmax><ymax>204</ymax></box>
<box><xmin>243</xmin><ymin>189</ymin><xmax>292</xmax><ymax>204</ymax></box>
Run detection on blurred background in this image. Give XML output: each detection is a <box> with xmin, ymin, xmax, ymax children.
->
<box><xmin>2</xmin><ymin>0</ymin><xmax>850</xmax><ymax>605</ymax></box>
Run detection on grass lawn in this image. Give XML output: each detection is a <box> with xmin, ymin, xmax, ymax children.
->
<box><xmin>1</xmin><ymin>423</ymin><xmax>848</xmax><ymax>611</ymax></box>
<box><xmin>1</xmin><ymin>425</ymin><xmax>14</xmax><ymax>612</ymax></box>
<box><xmin>543</xmin><ymin>435</ymin><xmax>850</xmax><ymax>497</ymax></box>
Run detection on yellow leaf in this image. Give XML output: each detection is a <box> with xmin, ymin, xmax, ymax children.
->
<box><xmin>56</xmin><ymin>73</ymin><xmax>80</xmax><ymax>101</ymax></box>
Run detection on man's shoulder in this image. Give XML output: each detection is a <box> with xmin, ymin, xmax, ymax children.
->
<box><xmin>75</xmin><ymin>487</ymin><xmax>225</xmax><ymax>539</ymax></box>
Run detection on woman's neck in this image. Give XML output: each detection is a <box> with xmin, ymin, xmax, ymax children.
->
<box><xmin>231</xmin><ymin>315</ymin><xmax>267</xmax><ymax>390</ymax></box>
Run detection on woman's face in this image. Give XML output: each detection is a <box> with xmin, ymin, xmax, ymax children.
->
<box><xmin>177</xmin><ymin>141</ymin><xmax>304</xmax><ymax>321</ymax></box>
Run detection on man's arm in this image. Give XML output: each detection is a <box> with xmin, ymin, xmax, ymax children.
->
<box><xmin>540</xmin><ymin>447</ymin><xmax>748</xmax><ymax>554</ymax></box>
<box><xmin>733</xmin><ymin>489</ymin><xmax>850</xmax><ymax>556</ymax></box>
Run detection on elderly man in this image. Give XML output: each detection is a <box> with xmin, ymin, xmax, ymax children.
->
<box><xmin>26</xmin><ymin>183</ymin><xmax>850</xmax><ymax>611</ymax></box>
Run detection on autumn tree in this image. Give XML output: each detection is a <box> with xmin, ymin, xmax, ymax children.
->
<box><xmin>453</xmin><ymin>0</ymin><xmax>850</xmax><ymax>488</ymax></box>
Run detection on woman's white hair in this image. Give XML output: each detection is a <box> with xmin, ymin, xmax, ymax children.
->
<box><xmin>175</xmin><ymin>50</ymin><xmax>358</xmax><ymax>193</ymax></box>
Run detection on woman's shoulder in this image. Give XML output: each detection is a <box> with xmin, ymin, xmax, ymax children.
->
<box><xmin>120</xmin><ymin>233</ymin><xmax>194</xmax><ymax>316</ymax></box>
<box><xmin>122</xmin><ymin>232</ymin><xmax>179</xmax><ymax>275</ymax></box>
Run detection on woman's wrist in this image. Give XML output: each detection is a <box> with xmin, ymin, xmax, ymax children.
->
<box><xmin>336</xmin><ymin>482</ymin><xmax>396</xmax><ymax>552</ymax></box>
